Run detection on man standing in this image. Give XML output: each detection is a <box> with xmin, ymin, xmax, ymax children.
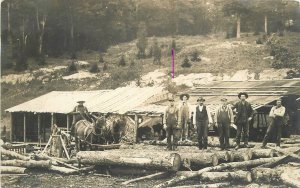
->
<box><xmin>71</xmin><ymin>101</ymin><xmax>90</xmax><ymax>126</ymax></box>
<box><xmin>163</xmin><ymin>94</ymin><xmax>179</xmax><ymax>150</ymax></box>
<box><xmin>233</xmin><ymin>92</ymin><xmax>254</xmax><ymax>149</ymax></box>
<box><xmin>262</xmin><ymin>99</ymin><xmax>286</xmax><ymax>148</ymax></box>
<box><xmin>178</xmin><ymin>93</ymin><xmax>191</xmax><ymax>141</ymax></box>
<box><xmin>193</xmin><ymin>97</ymin><xmax>213</xmax><ymax>150</ymax></box>
<box><xmin>215</xmin><ymin>98</ymin><xmax>234</xmax><ymax>150</ymax></box>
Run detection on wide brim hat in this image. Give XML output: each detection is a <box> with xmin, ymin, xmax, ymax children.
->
<box><xmin>238</xmin><ymin>92</ymin><xmax>248</xmax><ymax>99</ymax></box>
<box><xmin>180</xmin><ymin>93</ymin><xmax>190</xmax><ymax>100</ymax></box>
<box><xmin>77</xmin><ymin>100</ymin><xmax>85</xmax><ymax>103</ymax></box>
<box><xmin>197</xmin><ymin>97</ymin><xmax>205</xmax><ymax>102</ymax></box>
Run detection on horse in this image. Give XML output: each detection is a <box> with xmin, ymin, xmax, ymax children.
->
<box><xmin>72</xmin><ymin>115</ymin><xmax>106</xmax><ymax>151</ymax></box>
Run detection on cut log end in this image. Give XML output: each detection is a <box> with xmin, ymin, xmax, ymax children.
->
<box><xmin>245</xmin><ymin>172</ymin><xmax>252</xmax><ymax>183</ymax></box>
<box><xmin>170</xmin><ymin>153</ymin><xmax>181</xmax><ymax>172</ymax></box>
<box><xmin>212</xmin><ymin>154</ymin><xmax>219</xmax><ymax>166</ymax></box>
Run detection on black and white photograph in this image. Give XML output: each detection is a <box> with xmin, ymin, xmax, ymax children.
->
<box><xmin>1</xmin><ymin>0</ymin><xmax>300</xmax><ymax>187</ymax></box>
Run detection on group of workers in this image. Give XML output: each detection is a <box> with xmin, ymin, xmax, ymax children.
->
<box><xmin>163</xmin><ymin>92</ymin><xmax>286</xmax><ymax>151</ymax></box>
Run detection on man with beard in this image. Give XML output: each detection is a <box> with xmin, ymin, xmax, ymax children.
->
<box><xmin>233</xmin><ymin>92</ymin><xmax>253</xmax><ymax>149</ymax></box>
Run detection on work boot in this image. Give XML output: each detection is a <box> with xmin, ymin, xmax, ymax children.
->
<box><xmin>261</xmin><ymin>144</ymin><xmax>267</xmax><ymax>149</ymax></box>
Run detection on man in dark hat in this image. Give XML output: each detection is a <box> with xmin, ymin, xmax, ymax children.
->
<box><xmin>261</xmin><ymin>99</ymin><xmax>286</xmax><ymax>148</ymax></box>
<box><xmin>193</xmin><ymin>97</ymin><xmax>212</xmax><ymax>150</ymax></box>
<box><xmin>233</xmin><ymin>92</ymin><xmax>253</xmax><ymax>149</ymax></box>
<box><xmin>178</xmin><ymin>93</ymin><xmax>191</xmax><ymax>141</ymax></box>
<box><xmin>163</xmin><ymin>94</ymin><xmax>179</xmax><ymax>150</ymax></box>
<box><xmin>215</xmin><ymin>97</ymin><xmax>234</xmax><ymax>150</ymax></box>
<box><xmin>71</xmin><ymin>101</ymin><xmax>91</xmax><ymax>126</ymax></box>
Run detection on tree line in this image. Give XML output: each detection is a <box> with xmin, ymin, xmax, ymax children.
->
<box><xmin>1</xmin><ymin>0</ymin><xmax>299</xmax><ymax>71</ymax></box>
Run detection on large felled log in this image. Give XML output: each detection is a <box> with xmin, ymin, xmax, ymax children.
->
<box><xmin>179</xmin><ymin>152</ymin><xmax>218</xmax><ymax>167</ymax></box>
<box><xmin>154</xmin><ymin>157</ymin><xmax>283</xmax><ymax>188</ymax></box>
<box><xmin>33</xmin><ymin>153</ymin><xmax>79</xmax><ymax>170</ymax></box>
<box><xmin>176</xmin><ymin>170</ymin><xmax>252</xmax><ymax>183</ymax></box>
<box><xmin>200</xmin><ymin>170</ymin><xmax>252</xmax><ymax>183</ymax></box>
<box><xmin>77</xmin><ymin>150</ymin><xmax>181</xmax><ymax>171</ymax></box>
<box><xmin>166</xmin><ymin>183</ymin><xmax>230</xmax><ymax>188</ymax></box>
<box><xmin>49</xmin><ymin>165</ymin><xmax>77</xmax><ymax>174</ymax></box>
<box><xmin>212</xmin><ymin>151</ymin><xmax>231</xmax><ymax>162</ymax></box>
<box><xmin>252</xmin><ymin>149</ymin><xmax>275</xmax><ymax>158</ymax></box>
<box><xmin>252</xmin><ymin>168</ymin><xmax>283</xmax><ymax>182</ymax></box>
<box><xmin>108</xmin><ymin>166</ymin><xmax>158</xmax><ymax>176</ymax></box>
<box><xmin>0</xmin><ymin>147</ymin><xmax>30</xmax><ymax>161</ymax></box>
<box><xmin>1</xmin><ymin>159</ymin><xmax>51</xmax><ymax>168</ymax></box>
<box><xmin>281</xmin><ymin>168</ymin><xmax>300</xmax><ymax>188</ymax></box>
<box><xmin>0</xmin><ymin>166</ymin><xmax>28</xmax><ymax>174</ymax></box>
<box><xmin>231</xmin><ymin>149</ymin><xmax>252</xmax><ymax>161</ymax></box>
<box><xmin>122</xmin><ymin>172</ymin><xmax>169</xmax><ymax>185</ymax></box>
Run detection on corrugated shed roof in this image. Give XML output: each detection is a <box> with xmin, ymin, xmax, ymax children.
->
<box><xmin>5</xmin><ymin>90</ymin><xmax>110</xmax><ymax>113</ymax></box>
<box><xmin>5</xmin><ymin>87</ymin><xmax>165</xmax><ymax>114</ymax></box>
<box><xmin>87</xmin><ymin>87</ymin><xmax>165</xmax><ymax>114</ymax></box>
<box><xmin>131</xmin><ymin>80</ymin><xmax>300</xmax><ymax>115</ymax></box>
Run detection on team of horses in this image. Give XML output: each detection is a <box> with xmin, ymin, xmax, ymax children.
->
<box><xmin>71</xmin><ymin>114</ymin><xmax>126</xmax><ymax>151</ymax></box>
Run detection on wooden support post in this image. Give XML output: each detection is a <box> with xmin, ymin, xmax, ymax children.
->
<box><xmin>67</xmin><ymin>115</ymin><xmax>70</xmax><ymax>132</ymax></box>
<box><xmin>134</xmin><ymin>114</ymin><xmax>138</xmax><ymax>143</ymax></box>
<box><xmin>38</xmin><ymin>114</ymin><xmax>41</xmax><ymax>148</ymax></box>
<box><xmin>23</xmin><ymin>114</ymin><xmax>26</xmax><ymax>142</ymax></box>
<box><xmin>10</xmin><ymin>113</ymin><xmax>13</xmax><ymax>142</ymax></box>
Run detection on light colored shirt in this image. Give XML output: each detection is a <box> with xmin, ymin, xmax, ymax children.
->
<box><xmin>192</xmin><ymin>105</ymin><xmax>213</xmax><ymax>124</ymax></box>
<box><xmin>178</xmin><ymin>101</ymin><xmax>191</xmax><ymax>123</ymax></box>
<box><xmin>214</xmin><ymin>105</ymin><xmax>234</xmax><ymax>124</ymax></box>
<box><xmin>163</xmin><ymin>105</ymin><xmax>179</xmax><ymax>124</ymax></box>
<box><xmin>269</xmin><ymin>106</ymin><xmax>285</xmax><ymax>117</ymax></box>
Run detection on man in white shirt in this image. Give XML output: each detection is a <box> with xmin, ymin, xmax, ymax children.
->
<box><xmin>193</xmin><ymin>97</ymin><xmax>212</xmax><ymax>150</ymax></box>
<box><xmin>262</xmin><ymin>99</ymin><xmax>286</xmax><ymax>148</ymax></box>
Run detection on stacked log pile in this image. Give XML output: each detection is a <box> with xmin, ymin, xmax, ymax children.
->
<box><xmin>0</xmin><ymin>145</ymin><xmax>87</xmax><ymax>175</ymax></box>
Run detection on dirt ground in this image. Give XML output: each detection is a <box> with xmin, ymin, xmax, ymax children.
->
<box><xmin>0</xmin><ymin>170</ymin><xmax>291</xmax><ymax>188</ymax></box>
<box><xmin>1</xmin><ymin>144</ymin><xmax>298</xmax><ymax>188</ymax></box>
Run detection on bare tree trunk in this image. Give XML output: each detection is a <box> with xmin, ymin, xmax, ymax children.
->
<box><xmin>38</xmin><ymin>15</ymin><xmax>47</xmax><ymax>55</ymax></box>
<box><xmin>236</xmin><ymin>14</ymin><xmax>241</xmax><ymax>38</ymax></box>
<box><xmin>264</xmin><ymin>15</ymin><xmax>268</xmax><ymax>34</ymax></box>
<box><xmin>7</xmin><ymin>1</ymin><xmax>11</xmax><ymax>33</ymax></box>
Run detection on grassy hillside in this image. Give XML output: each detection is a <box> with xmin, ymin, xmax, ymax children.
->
<box><xmin>1</xmin><ymin>32</ymin><xmax>300</xmax><ymax>121</ymax></box>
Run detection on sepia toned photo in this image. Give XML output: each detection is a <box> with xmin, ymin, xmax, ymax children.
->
<box><xmin>1</xmin><ymin>0</ymin><xmax>300</xmax><ymax>187</ymax></box>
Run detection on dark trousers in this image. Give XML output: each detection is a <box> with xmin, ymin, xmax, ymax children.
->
<box><xmin>236</xmin><ymin>120</ymin><xmax>249</xmax><ymax>145</ymax></box>
<box><xmin>196</xmin><ymin>120</ymin><xmax>208</xmax><ymax>149</ymax></box>
<box><xmin>263</xmin><ymin>117</ymin><xmax>283</xmax><ymax>146</ymax></box>
<box><xmin>166</xmin><ymin>124</ymin><xmax>179</xmax><ymax>150</ymax></box>
<box><xmin>218</xmin><ymin>122</ymin><xmax>230</xmax><ymax>149</ymax></box>
<box><xmin>180</xmin><ymin>116</ymin><xmax>189</xmax><ymax>140</ymax></box>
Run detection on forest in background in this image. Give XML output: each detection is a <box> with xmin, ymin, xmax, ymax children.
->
<box><xmin>1</xmin><ymin>0</ymin><xmax>300</xmax><ymax>72</ymax></box>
